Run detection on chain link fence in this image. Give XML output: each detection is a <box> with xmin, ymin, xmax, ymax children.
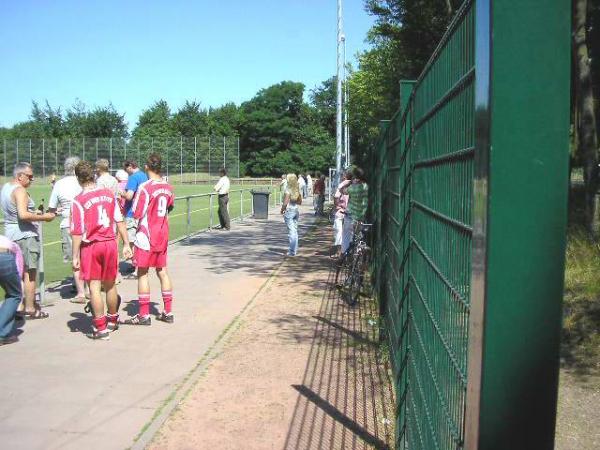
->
<box><xmin>1</xmin><ymin>136</ymin><xmax>240</xmax><ymax>183</ymax></box>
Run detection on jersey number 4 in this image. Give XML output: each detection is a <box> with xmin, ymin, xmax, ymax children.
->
<box><xmin>97</xmin><ymin>205</ymin><xmax>110</xmax><ymax>228</ymax></box>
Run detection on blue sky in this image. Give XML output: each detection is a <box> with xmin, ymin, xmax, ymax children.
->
<box><xmin>0</xmin><ymin>0</ymin><xmax>375</xmax><ymax>129</ymax></box>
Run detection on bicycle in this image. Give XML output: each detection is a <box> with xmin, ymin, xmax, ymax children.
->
<box><xmin>335</xmin><ymin>221</ymin><xmax>371</xmax><ymax>306</ymax></box>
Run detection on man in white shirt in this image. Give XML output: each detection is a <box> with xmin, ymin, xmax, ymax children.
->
<box><xmin>306</xmin><ymin>173</ymin><xmax>313</xmax><ymax>196</ymax></box>
<box><xmin>48</xmin><ymin>157</ymin><xmax>85</xmax><ymax>300</ymax></box>
<box><xmin>214</xmin><ymin>167</ymin><xmax>231</xmax><ymax>231</ymax></box>
<box><xmin>95</xmin><ymin>158</ymin><xmax>118</xmax><ymax>195</ymax></box>
<box><xmin>298</xmin><ymin>174</ymin><xmax>307</xmax><ymax>199</ymax></box>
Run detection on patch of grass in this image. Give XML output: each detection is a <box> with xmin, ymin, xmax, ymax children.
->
<box><xmin>562</xmin><ymin>227</ymin><xmax>600</xmax><ymax>374</ymax></box>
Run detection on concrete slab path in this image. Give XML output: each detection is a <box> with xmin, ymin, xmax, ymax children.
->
<box><xmin>0</xmin><ymin>204</ymin><xmax>317</xmax><ymax>450</ymax></box>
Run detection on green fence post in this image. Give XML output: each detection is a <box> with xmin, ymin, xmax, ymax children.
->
<box><xmin>465</xmin><ymin>1</ymin><xmax>571</xmax><ymax>449</ymax></box>
<box><xmin>399</xmin><ymin>80</ymin><xmax>415</xmax><ymax>111</ymax></box>
<box><xmin>396</xmin><ymin>79</ymin><xmax>416</xmax><ymax>448</ymax></box>
<box><xmin>375</xmin><ymin>120</ymin><xmax>390</xmax><ymax>301</ymax></box>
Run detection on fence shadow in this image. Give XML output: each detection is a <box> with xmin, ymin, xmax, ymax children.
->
<box><xmin>283</xmin><ymin>262</ymin><xmax>396</xmax><ymax>450</ymax></box>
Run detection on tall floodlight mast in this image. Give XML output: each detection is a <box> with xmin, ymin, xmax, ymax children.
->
<box><xmin>343</xmin><ymin>35</ymin><xmax>350</xmax><ymax>169</ymax></box>
<box><xmin>335</xmin><ymin>0</ymin><xmax>344</xmax><ymax>187</ymax></box>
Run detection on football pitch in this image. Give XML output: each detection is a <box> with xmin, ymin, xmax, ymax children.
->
<box><xmin>1</xmin><ymin>181</ymin><xmax>280</xmax><ymax>286</ymax></box>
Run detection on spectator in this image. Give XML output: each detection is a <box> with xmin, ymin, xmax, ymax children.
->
<box><xmin>120</xmin><ymin>160</ymin><xmax>149</xmax><ymax>274</ymax></box>
<box><xmin>279</xmin><ymin>174</ymin><xmax>288</xmax><ymax>204</ymax></box>
<box><xmin>298</xmin><ymin>174</ymin><xmax>307</xmax><ymax>199</ymax></box>
<box><xmin>313</xmin><ymin>173</ymin><xmax>326</xmax><ymax>216</ymax></box>
<box><xmin>114</xmin><ymin>169</ymin><xmax>129</xmax><ymax>214</ymax></box>
<box><xmin>306</xmin><ymin>173</ymin><xmax>313</xmax><ymax>197</ymax></box>
<box><xmin>279</xmin><ymin>174</ymin><xmax>288</xmax><ymax>192</ymax></box>
<box><xmin>95</xmin><ymin>159</ymin><xmax>118</xmax><ymax>195</ymax></box>
<box><xmin>1</xmin><ymin>163</ymin><xmax>56</xmax><ymax>319</ymax></box>
<box><xmin>0</xmin><ymin>234</ymin><xmax>23</xmax><ymax>346</ymax></box>
<box><xmin>333</xmin><ymin>171</ymin><xmax>352</xmax><ymax>257</ymax></box>
<box><xmin>341</xmin><ymin>167</ymin><xmax>369</xmax><ymax>254</ymax></box>
<box><xmin>280</xmin><ymin>173</ymin><xmax>302</xmax><ymax>257</ymax></box>
<box><xmin>48</xmin><ymin>157</ymin><xmax>85</xmax><ymax>301</ymax></box>
<box><xmin>214</xmin><ymin>167</ymin><xmax>231</xmax><ymax>231</ymax></box>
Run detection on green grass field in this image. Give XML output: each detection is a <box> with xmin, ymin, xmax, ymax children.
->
<box><xmin>2</xmin><ymin>181</ymin><xmax>281</xmax><ymax>286</ymax></box>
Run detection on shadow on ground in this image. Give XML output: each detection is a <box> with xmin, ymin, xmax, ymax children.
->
<box><xmin>280</xmin><ymin>227</ymin><xmax>396</xmax><ymax>450</ymax></box>
<box><xmin>182</xmin><ymin>217</ymin><xmax>328</xmax><ymax>290</ymax></box>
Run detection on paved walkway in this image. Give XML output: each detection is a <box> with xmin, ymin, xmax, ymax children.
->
<box><xmin>0</xmin><ymin>204</ymin><xmax>316</xmax><ymax>450</ymax></box>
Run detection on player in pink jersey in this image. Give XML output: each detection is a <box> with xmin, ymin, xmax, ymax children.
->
<box><xmin>71</xmin><ymin>161</ymin><xmax>132</xmax><ymax>340</ymax></box>
<box><xmin>121</xmin><ymin>153</ymin><xmax>175</xmax><ymax>325</ymax></box>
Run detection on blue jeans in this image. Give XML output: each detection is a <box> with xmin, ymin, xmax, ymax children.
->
<box><xmin>284</xmin><ymin>205</ymin><xmax>299</xmax><ymax>255</ymax></box>
<box><xmin>0</xmin><ymin>252</ymin><xmax>22</xmax><ymax>338</ymax></box>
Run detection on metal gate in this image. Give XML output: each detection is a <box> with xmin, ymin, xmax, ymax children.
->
<box><xmin>369</xmin><ymin>1</ymin><xmax>570</xmax><ymax>449</ymax></box>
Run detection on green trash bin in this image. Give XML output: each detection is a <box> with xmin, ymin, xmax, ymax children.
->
<box><xmin>251</xmin><ymin>190</ymin><xmax>271</xmax><ymax>219</ymax></box>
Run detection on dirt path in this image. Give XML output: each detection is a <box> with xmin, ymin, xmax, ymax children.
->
<box><xmin>149</xmin><ymin>224</ymin><xmax>395</xmax><ymax>450</ymax></box>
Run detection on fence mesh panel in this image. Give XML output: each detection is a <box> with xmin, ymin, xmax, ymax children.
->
<box><xmin>1</xmin><ymin>136</ymin><xmax>239</xmax><ymax>182</ymax></box>
<box><xmin>369</xmin><ymin>2</ymin><xmax>474</xmax><ymax>449</ymax></box>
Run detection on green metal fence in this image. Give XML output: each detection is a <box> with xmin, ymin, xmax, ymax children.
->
<box><xmin>369</xmin><ymin>1</ymin><xmax>570</xmax><ymax>449</ymax></box>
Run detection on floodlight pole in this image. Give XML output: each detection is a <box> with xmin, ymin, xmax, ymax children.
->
<box><xmin>343</xmin><ymin>36</ymin><xmax>350</xmax><ymax>169</ymax></box>
<box><xmin>335</xmin><ymin>0</ymin><xmax>344</xmax><ymax>188</ymax></box>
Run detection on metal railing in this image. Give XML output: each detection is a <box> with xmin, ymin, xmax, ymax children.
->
<box><xmin>169</xmin><ymin>186</ymin><xmax>283</xmax><ymax>243</ymax></box>
<box><xmin>1</xmin><ymin>186</ymin><xmax>284</xmax><ymax>303</ymax></box>
<box><xmin>368</xmin><ymin>1</ymin><xmax>570</xmax><ymax>449</ymax></box>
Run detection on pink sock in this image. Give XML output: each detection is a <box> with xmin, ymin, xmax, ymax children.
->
<box><xmin>92</xmin><ymin>315</ymin><xmax>107</xmax><ymax>332</ymax></box>
<box><xmin>138</xmin><ymin>294</ymin><xmax>150</xmax><ymax>317</ymax></box>
<box><xmin>162</xmin><ymin>290</ymin><xmax>173</xmax><ymax>314</ymax></box>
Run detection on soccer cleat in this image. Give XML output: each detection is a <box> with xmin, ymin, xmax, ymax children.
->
<box><xmin>155</xmin><ymin>312</ymin><xmax>174</xmax><ymax>324</ymax></box>
<box><xmin>86</xmin><ymin>329</ymin><xmax>110</xmax><ymax>341</ymax></box>
<box><xmin>120</xmin><ymin>314</ymin><xmax>151</xmax><ymax>326</ymax></box>
<box><xmin>106</xmin><ymin>321</ymin><xmax>119</xmax><ymax>332</ymax></box>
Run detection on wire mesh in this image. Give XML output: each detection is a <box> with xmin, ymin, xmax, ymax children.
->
<box><xmin>369</xmin><ymin>2</ymin><xmax>475</xmax><ymax>449</ymax></box>
<box><xmin>1</xmin><ymin>136</ymin><xmax>240</xmax><ymax>182</ymax></box>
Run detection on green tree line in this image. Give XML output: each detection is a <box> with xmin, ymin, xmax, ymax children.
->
<box><xmin>0</xmin><ymin>81</ymin><xmax>338</xmax><ymax>177</ymax></box>
<box><xmin>349</xmin><ymin>0</ymin><xmax>599</xmax><ymax>231</ymax></box>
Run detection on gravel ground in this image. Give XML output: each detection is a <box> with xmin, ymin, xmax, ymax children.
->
<box><xmin>555</xmin><ymin>370</ymin><xmax>600</xmax><ymax>449</ymax></box>
<box><xmin>148</xmin><ymin>224</ymin><xmax>395</xmax><ymax>450</ymax></box>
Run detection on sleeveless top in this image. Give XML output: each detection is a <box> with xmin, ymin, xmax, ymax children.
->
<box><xmin>1</xmin><ymin>183</ymin><xmax>38</xmax><ymax>241</ymax></box>
<box><xmin>285</xmin><ymin>188</ymin><xmax>301</xmax><ymax>206</ymax></box>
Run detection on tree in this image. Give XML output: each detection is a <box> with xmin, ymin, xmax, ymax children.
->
<box><xmin>237</xmin><ymin>81</ymin><xmax>334</xmax><ymax>176</ymax></box>
<box><xmin>173</xmin><ymin>100</ymin><xmax>209</xmax><ymax>136</ymax></box>
<box><xmin>132</xmin><ymin>100</ymin><xmax>175</xmax><ymax>139</ymax></box>
<box><xmin>239</xmin><ymin>81</ymin><xmax>307</xmax><ymax>175</ymax></box>
<box><xmin>365</xmin><ymin>0</ymin><xmax>462</xmax><ymax>78</ymax></box>
<box><xmin>345</xmin><ymin>0</ymin><xmax>460</xmax><ymax>166</ymax></box>
<box><xmin>573</xmin><ymin>0</ymin><xmax>599</xmax><ymax>233</ymax></box>
<box><xmin>347</xmin><ymin>39</ymin><xmax>408</xmax><ymax>167</ymax></box>
<box><xmin>310</xmin><ymin>77</ymin><xmax>337</xmax><ymax>139</ymax></box>
<box><xmin>77</xmin><ymin>103</ymin><xmax>128</xmax><ymax>138</ymax></box>
<box><xmin>208</xmin><ymin>103</ymin><xmax>240</xmax><ymax>136</ymax></box>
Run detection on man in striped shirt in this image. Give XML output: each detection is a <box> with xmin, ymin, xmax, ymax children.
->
<box><xmin>341</xmin><ymin>167</ymin><xmax>369</xmax><ymax>253</ymax></box>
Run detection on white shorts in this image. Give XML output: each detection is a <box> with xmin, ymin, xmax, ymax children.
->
<box><xmin>341</xmin><ymin>216</ymin><xmax>355</xmax><ymax>253</ymax></box>
<box><xmin>333</xmin><ymin>216</ymin><xmax>344</xmax><ymax>246</ymax></box>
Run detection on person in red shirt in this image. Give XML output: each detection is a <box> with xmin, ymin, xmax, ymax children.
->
<box><xmin>121</xmin><ymin>153</ymin><xmax>175</xmax><ymax>325</ymax></box>
<box><xmin>71</xmin><ymin>161</ymin><xmax>132</xmax><ymax>340</ymax></box>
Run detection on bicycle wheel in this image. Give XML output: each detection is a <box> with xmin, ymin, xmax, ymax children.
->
<box><xmin>345</xmin><ymin>250</ymin><xmax>364</xmax><ymax>306</ymax></box>
<box><xmin>335</xmin><ymin>250</ymin><xmax>351</xmax><ymax>287</ymax></box>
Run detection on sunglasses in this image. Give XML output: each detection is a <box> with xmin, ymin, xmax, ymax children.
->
<box><xmin>19</xmin><ymin>173</ymin><xmax>34</xmax><ymax>181</ymax></box>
